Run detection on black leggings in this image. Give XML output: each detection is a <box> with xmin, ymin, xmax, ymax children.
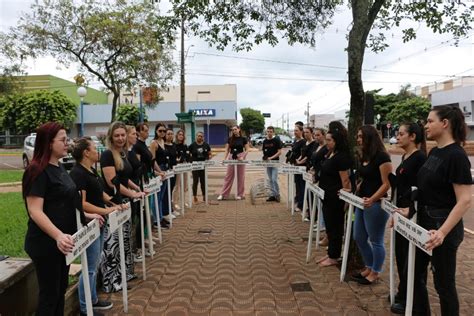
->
<box><xmin>192</xmin><ymin>170</ymin><xmax>205</xmax><ymax>197</ymax></box>
<box><xmin>322</xmin><ymin>197</ymin><xmax>345</xmax><ymax>259</ymax></box>
<box><xmin>31</xmin><ymin>252</ymin><xmax>70</xmax><ymax>316</ymax></box>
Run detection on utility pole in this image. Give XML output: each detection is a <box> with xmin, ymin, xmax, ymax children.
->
<box><xmin>305</xmin><ymin>102</ymin><xmax>310</xmax><ymax>127</ymax></box>
<box><xmin>180</xmin><ymin>16</ymin><xmax>185</xmax><ymax>115</ymax></box>
<box><xmin>287</xmin><ymin>112</ymin><xmax>289</xmax><ymax>134</ymax></box>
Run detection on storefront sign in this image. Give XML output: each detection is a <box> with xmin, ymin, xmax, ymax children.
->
<box><xmin>193</xmin><ymin>109</ymin><xmax>216</xmax><ymax>117</ymax></box>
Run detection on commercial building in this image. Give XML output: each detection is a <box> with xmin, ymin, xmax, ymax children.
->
<box><xmin>74</xmin><ymin>84</ymin><xmax>238</xmax><ymax>145</ymax></box>
<box><xmin>414</xmin><ymin>76</ymin><xmax>474</xmax><ymax>139</ymax></box>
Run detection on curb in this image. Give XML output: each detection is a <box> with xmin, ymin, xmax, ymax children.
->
<box><xmin>0</xmin><ymin>182</ymin><xmax>22</xmax><ymax>188</ymax></box>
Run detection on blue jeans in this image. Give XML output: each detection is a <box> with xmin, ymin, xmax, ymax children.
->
<box><xmin>78</xmin><ymin>229</ymin><xmax>105</xmax><ymax>313</ymax></box>
<box><xmin>266</xmin><ymin>167</ymin><xmax>280</xmax><ymax>197</ymax></box>
<box><xmin>353</xmin><ymin>202</ymin><xmax>389</xmax><ymax>273</ymax></box>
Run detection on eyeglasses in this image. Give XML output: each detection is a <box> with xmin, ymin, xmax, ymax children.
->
<box><xmin>54</xmin><ymin>137</ymin><xmax>69</xmax><ymax>144</ymax></box>
<box><xmin>158</xmin><ymin>129</ymin><xmax>166</xmax><ymax>133</ymax></box>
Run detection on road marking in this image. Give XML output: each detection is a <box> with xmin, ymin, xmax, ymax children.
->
<box><xmin>1</xmin><ymin>162</ymin><xmax>22</xmax><ymax>170</ymax></box>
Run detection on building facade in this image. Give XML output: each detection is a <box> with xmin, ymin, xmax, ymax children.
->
<box><xmin>74</xmin><ymin>84</ymin><xmax>238</xmax><ymax>145</ymax></box>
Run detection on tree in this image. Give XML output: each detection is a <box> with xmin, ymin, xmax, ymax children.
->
<box><xmin>6</xmin><ymin>0</ymin><xmax>176</xmax><ymax>122</ymax></box>
<box><xmin>239</xmin><ymin>108</ymin><xmax>265</xmax><ymax>136</ymax></box>
<box><xmin>386</xmin><ymin>96</ymin><xmax>431</xmax><ymax>125</ymax></box>
<box><xmin>115</xmin><ymin>105</ymin><xmax>147</xmax><ymax>127</ymax></box>
<box><xmin>0</xmin><ymin>90</ymin><xmax>77</xmax><ymax>133</ymax></box>
<box><xmin>169</xmin><ymin>0</ymin><xmax>472</xmax><ymax>143</ymax></box>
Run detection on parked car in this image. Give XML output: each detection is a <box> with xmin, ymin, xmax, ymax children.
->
<box><xmin>22</xmin><ymin>133</ymin><xmax>75</xmax><ymax>170</ymax></box>
<box><xmin>277</xmin><ymin>135</ymin><xmax>293</xmax><ymax>147</ymax></box>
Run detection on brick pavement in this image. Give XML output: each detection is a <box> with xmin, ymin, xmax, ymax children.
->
<box><xmin>99</xmin><ymin>165</ymin><xmax>474</xmax><ymax>316</ymax></box>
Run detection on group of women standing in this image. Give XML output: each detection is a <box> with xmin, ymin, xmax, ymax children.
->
<box><xmin>22</xmin><ymin>121</ymin><xmax>212</xmax><ymax>315</ymax></box>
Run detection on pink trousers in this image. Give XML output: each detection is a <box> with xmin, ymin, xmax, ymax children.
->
<box><xmin>220</xmin><ymin>153</ymin><xmax>246</xmax><ymax>197</ymax></box>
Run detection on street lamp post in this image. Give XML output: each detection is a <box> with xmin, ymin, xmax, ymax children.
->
<box><xmin>77</xmin><ymin>86</ymin><xmax>87</xmax><ymax>137</ymax></box>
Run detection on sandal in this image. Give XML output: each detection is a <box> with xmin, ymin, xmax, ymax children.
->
<box><xmin>319</xmin><ymin>258</ymin><xmax>338</xmax><ymax>267</ymax></box>
<box><xmin>316</xmin><ymin>255</ymin><xmax>328</xmax><ymax>264</ymax></box>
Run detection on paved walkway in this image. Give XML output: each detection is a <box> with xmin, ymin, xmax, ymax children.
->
<box><xmin>99</xmin><ymin>161</ymin><xmax>474</xmax><ymax>316</ymax></box>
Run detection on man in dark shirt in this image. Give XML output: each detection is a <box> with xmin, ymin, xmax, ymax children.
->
<box><xmin>262</xmin><ymin>126</ymin><xmax>282</xmax><ymax>202</ymax></box>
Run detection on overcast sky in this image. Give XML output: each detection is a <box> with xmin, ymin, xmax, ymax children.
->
<box><xmin>1</xmin><ymin>0</ymin><xmax>473</xmax><ymax>126</ymax></box>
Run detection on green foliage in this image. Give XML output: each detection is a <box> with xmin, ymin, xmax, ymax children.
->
<box><xmin>115</xmin><ymin>105</ymin><xmax>147</xmax><ymax>126</ymax></box>
<box><xmin>274</xmin><ymin>127</ymin><xmax>287</xmax><ymax>135</ymax></box>
<box><xmin>0</xmin><ymin>90</ymin><xmax>77</xmax><ymax>133</ymax></box>
<box><xmin>386</xmin><ymin>97</ymin><xmax>431</xmax><ymax>125</ymax></box>
<box><xmin>239</xmin><ymin>108</ymin><xmax>265</xmax><ymax>136</ymax></box>
<box><xmin>7</xmin><ymin>0</ymin><xmax>176</xmax><ymax>121</ymax></box>
<box><xmin>373</xmin><ymin>84</ymin><xmax>430</xmax><ymax>125</ymax></box>
<box><xmin>0</xmin><ymin>192</ymin><xmax>28</xmax><ymax>257</ymax></box>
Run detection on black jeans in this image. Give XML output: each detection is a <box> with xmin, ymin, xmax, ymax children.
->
<box><xmin>192</xmin><ymin>169</ymin><xmax>205</xmax><ymax>197</ymax></box>
<box><xmin>294</xmin><ymin>174</ymin><xmax>305</xmax><ymax>209</ymax></box>
<box><xmin>31</xmin><ymin>252</ymin><xmax>70</xmax><ymax>316</ymax></box>
<box><xmin>322</xmin><ymin>197</ymin><xmax>345</xmax><ymax>259</ymax></box>
<box><xmin>413</xmin><ymin>208</ymin><xmax>464</xmax><ymax>316</ymax></box>
<box><xmin>394</xmin><ymin>230</ymin><xmax>409</xmax><ymax>302</ymax></box>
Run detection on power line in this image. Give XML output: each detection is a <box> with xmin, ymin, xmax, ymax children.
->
<box><xmin>186</xmin><ymin>71</ymin><xmax>430</xmax><ymax>84</ymax></box>
<box><xmin>193</xmin><ymin>51</ymin><xmax>460</xmax><ymax>78</ymax></box>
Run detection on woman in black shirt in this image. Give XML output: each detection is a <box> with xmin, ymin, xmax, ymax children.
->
<box><xmin>397</xmin><ymin>106</ymin><xmax>471</xmax><ymax>315</ymax></box>
<box><xmin>189</xmin><ymin>131</ymin><xmax>212</xmax><ymax>202</ymax></box>
<box><xmin>352</xmin><ymin>125</ymin><xmax>392</xmax><ymax>285</ymax></box>
<box><xmin>390</xmin><ymin>123</ymin><xmax>426</xmax><ymax>314</ymax></box>
<box><xmin>317</xmin><ymin>127</ymin><xmax>352</xmax><ymax>267</ymax></box>
<box><xmin>100</xmin><ymin>121</ymin><xmax>144</xmax><ymax>292</ymax></box>
<box><xmin>172</xmin><ymin>129</ymin><xmax>188</xmax><ymax>211</ymax></box>
<box><xmin>22</xmin><ymin>122</ymin><xmax>80</xmax><ymax>316</ymax></box>
<box><xmin>217</xmin><ymin>125</ymin><xmax>249</xmax><ymax>200</ymax></box>
<box><xmin>70</xmin><ymin>137</ymin><xmax>119</xmax><ymax>315</ymax></box>
<box><xmin>164</xmin><ymin>128</ymin><xmax>178</xmax><ymax>220</ymax></box>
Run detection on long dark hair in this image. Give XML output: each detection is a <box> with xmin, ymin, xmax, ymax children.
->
<box><xmin>22</xmin><ymin>122</ymin><xmax>65</xmax><ymax>197</ymax></box>
<box><xmin>327</xmin><ymin>128</ymin><xmax>350</xmax><ymax>155</ymax></box>
<box><xmin>431</xmin><ymin>105</ymin><xmax>467</xmax><ymax>145</ymax></box>
<box><xmin>154</xmin><ymin>123</ymin><xmax>166</xmax><ymax>140</ymax></box>
<box><xmin>229</xmin><ymin>125</ymin><xmax>241</xmax><ymax>148</ymax></box>
<box><xmin>358</xmin><ymin>125</ymin><xmax>386</xmax><ymax>162</ymax></box>
<box><xmin>401</xmin><ymin>122</ymin><xmax>426</xmax><ymax>154</ymax></box>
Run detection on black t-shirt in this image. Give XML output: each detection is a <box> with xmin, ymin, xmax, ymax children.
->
<box><xmin>165</xmin><ymin>143</ymin><xmax>177</xmax><ymax>167</ymax></box>
<box><xmin>395</xmin><ymin>150</ymin><xmax>426</xmax><ymax>208</ymax></box>
<box><xmin>300</xmin><ymin>141</ymin><xmax>317</xmax><ymax>168</ymax></box>
<box><xmin>128</xmin><ymin>148</ymin><xmax>142</xmax><ymax>185</ymax></box>
<box><xmin>100</xmin><ymin>149</ymin><xmax>133</xmax><ymax>196</ymax></box>
<box><xmin>24</xmin><ymin>164</ymin><xmax>79</xmax><ymax>257</ymax></box>
<box><xmin>155</xmin><ymin>144</ymin><xmax>167</xmax><ymax>166</ymax></box>
<box><xmin>228</xmin><ymin>136</ymin><xmax>248</xmax><ymax>159</ymax></box>
<box><xmin>133</xmin><ymin>139</ymin><xmax>153</xmax><ymax>175</ymax></box>
<box><xmin>311</xmin><ymin>145</ymin><xmax>329</xmax><ymax>178</ymax></box>
<box><xmin>289</xmin><ymin>138</ymin><xmax>305</xmax><ymax>165</ymax></box>
<box><xmin>175</xmin><ymin>143</ymin><xmax>189</xmax><ymax>163</ymax></box>
<box><xmin>189</xmin><ymin>142</ymin><xmax>211</xmax><ymax>162</ymax></box>
<box><xmin>262</xmin><ymin>137</ymin><xmax>282</xmax><ymax>160</ymax></box>
<box><xmin>70</xmin><ymin>164</ymin><xmax>106</xmax><ymax>209</ymax></box>
<box><xmin>358</xmin><ymin>151</ymin><xmax>391</xmax><ymax>198</ymax></box>
<box><xmin>418</xmin><ymin>143</ymin><xmax>471</xmax><ymax>209</ymax></box>
<box><xmin>319</xmin><ymin>151</ymin><xmax>352</xmax><ymax>199</ymax></box>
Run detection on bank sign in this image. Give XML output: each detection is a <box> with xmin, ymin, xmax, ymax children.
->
<box><xmin>193</xmin><ymin>109</ymin><xmax>216</xmax><ymax>117</ymax></box>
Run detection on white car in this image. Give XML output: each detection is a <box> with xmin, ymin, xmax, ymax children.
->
<box><xmin>22</xmin><ymin>133</ymin><xmax>75</xmax><ymax>170</ymax></box>
<box><xmin>389</xmin><ymin>136</ymin><xmax>398</xmax><ymax>145</ymax></box>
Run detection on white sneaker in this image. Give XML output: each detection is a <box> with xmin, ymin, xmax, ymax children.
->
<box><xmin>134</xmin><ymin>250</ymin><xmax>143</xmax><ymax>263</ymax></box>
<box><xmin>236</xmin><ymin>196</ymin><xmax>242</xmax><ymax>200</ymax></box>
<box><xmin>172</xmin><ymin>211</ymin><xmax>180</xmax><ymax>216</ymax></box>
<box><xmin>295</xmin><ymin>207</ymin><xmax>302</xmax><ymax>212</ymax></box>
<box><xmin>184</xmin><ymin>203</ymin><xmax>190</xmax><ymax>208</ymax></box>
<box><xmin>217</xmin><ymin>195</ymin><xmax>223</xmax><ymax>201</ymax></box>
<box><xmin>145</xmin><ymin>249</ymin><xmax>156</xmax><ymax>257</ymax></box>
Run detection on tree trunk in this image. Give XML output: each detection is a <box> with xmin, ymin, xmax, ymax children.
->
<box><xmin>111</xmin><ymin>91</ymin><xmax>120</xmax><ymax>123</ymax></box>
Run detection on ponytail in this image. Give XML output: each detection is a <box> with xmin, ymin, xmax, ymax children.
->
<box><xmin>431</xmin><ymin>106</ymin><xmax>467</xmax><ymax>146</ymax></box>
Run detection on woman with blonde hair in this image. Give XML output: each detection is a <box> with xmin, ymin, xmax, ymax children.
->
<box><xmin>100</xmin><ymin>121</ymin><xmax>144</xmax><ymax>292</ymax></box>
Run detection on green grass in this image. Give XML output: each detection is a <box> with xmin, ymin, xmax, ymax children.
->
<box><xmin>0</xmin><ymin>192</ymin><xmax>28</xmax><ymax>257</ymax></box>
<box><xmin>0</xmin><ymin>170</ymin><xmax>24</xmax><ymax>183</ymax></box>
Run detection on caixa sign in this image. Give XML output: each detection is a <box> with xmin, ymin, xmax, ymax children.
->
<box><xmin>193</xmin><ymin>109</ymin><xmax>216</xmax><ymax>117</ymax></box>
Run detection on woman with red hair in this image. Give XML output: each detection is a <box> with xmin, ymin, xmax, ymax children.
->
<box><xmin>22</xmin><ymin>122</ymin><xmax>81</xmax><ymax>316</ymax></box>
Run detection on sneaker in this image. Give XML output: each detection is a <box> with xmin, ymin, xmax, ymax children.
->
<box><xmin>236</xmin><ymin>196</ymin><xmax>242</xmax><ymax>200</ymax></box>
<box><xmin>275</xmin><ymin>195</ymin><xmax>281</xmax><ymax>202</ymax></box>
<box><xmin>93</xmin><ymin>300</ymin><xmax>113</xmax><ymax>310</ymax></box>
<box><xmin>145</xmin><ymin>249</ymin><xmax>156</xmax><ymax>257</ymax></box>
<box><xmin>217</xmin><ymin>195</ymin><xmax>223</xmax><ymax>200</ymax></box>
<box><xmin>173</xmin><ymin>210</ymin><xmax>181</xmax><ymax>216</ymax></box>
<box><xmin>266</xmin><ymin>196</ymin><xmax>276</xmax><ymax>202</ymax></box>
<box><xmin>184</xmin><ymin>203</ymin><xmax>190</xmax><ymax>208</ymax></box>
<box><xmin>295</xmin><ymin>207</ymin><xmax>302</xmax><ymax>212</ymax></box>
<box><xmin>134</xmin><ymin>250</ymin><xmax>143</xmax><ymax>262</ymax></box>
<box><xmin>160</xmin><ymin>219</ymin><xmax>170</xmax><ymax>229</ymax></box>
<box><xmin>173</xmin><ymin>203</ymin><xmax>181</xmax><ymax>211</ymax></box>
<box><xmin>303</xmin><ymin>217</ymin><xmax>310</xmax><ymax>222</ymax></box>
